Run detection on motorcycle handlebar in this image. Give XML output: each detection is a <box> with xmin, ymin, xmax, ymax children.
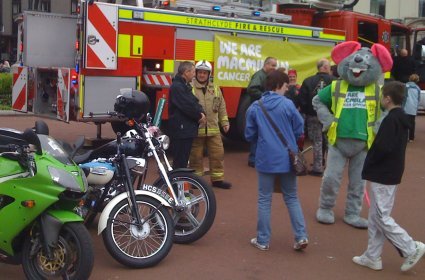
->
<box><xmin>116</xmin><ymin>132</ymin><xmax>122</xmax><ymax>145</ymax></box>
<box><xmin>89</xmin><ymin>111</ymin><xmax>127</xmax><ymax>118</ymax></box>
<box><xmin>0</xmin><ymin>144</ymin><xmax>19</xmax><ymax>153</ymax></box>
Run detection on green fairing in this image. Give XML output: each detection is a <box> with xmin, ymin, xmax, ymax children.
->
<box><xmin>0</xmin><ymin>152</ymin><xmax>85</xmax><ymax>255</ymax></box>
<box><xmin>46</xmin><ymin>209</ymin><xmax>84</xmax><ymax>223</ymax></box>
<box><xmin>0</xmin><ymin>157</ymin><xmax>25</xmax><ymax>177</ymax></box>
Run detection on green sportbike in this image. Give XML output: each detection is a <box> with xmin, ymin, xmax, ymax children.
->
<box><xmin>0</xmin><ymin>122</ymin><xmax>94</xmax><ymax>279</ymax></box>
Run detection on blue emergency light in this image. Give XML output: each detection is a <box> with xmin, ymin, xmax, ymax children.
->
<box><xmin>212</xmin><ymin>6</ymin><xmax>221</xmax><ymax>11</ymax></box>
<box><xmin>252</xmin><ymin>11</ymin><xmax>261</xmax><ymax>16</ymax></box>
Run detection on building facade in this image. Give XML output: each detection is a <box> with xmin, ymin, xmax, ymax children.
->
<box><xmin>0</xmin><ymin>0</ymin><xmax>78</xmax><ymax>61</ymax></box>
<box><xmin>354</xmin><ymin>0</ymin><xmax>424</xmax><ymax>26</ymax></box>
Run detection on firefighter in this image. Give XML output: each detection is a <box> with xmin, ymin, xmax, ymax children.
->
<box><xmin>189</xmin><ymin>60</ymin><xmax>232</xmax><ymax>189</ymax></box>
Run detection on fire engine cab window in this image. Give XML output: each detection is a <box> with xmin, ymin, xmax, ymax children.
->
<box><xmin>358</xmin><ymin>21</ymin><xmax>378</xmax><ymax>48</ymax></box>
<box><xmin>370</xmin><ymin>0</ymin><xmax>386</xmax><ymax>17</ymax></box>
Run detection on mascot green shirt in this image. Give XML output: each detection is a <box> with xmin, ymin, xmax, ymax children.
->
<box><xmin>318</xmin><ymin>84</ymin><xmax>368</xmax><ymax>141</ymax></box>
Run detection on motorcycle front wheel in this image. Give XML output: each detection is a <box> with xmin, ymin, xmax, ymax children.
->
<box><xmin>154</xmin><ymin>171</ymin><xmax>217</xmax><ymax>244</ymax></box>
<box><xmin>22</xmin><ymin>222</ymin><xmax>94</xmax><ymax>280</ymax></box>
<box><xmin>102</xmin><ymin>195</ymin><xmax>174</xmax><ymax>268</ymax></box>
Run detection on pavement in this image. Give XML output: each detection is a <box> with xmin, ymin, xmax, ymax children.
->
<box><xmin>0</xmin><ymin>110</ymin><xmax>33</xmax><ymax>116</ymax></box>
<box><xmin>1</xmin><ymin>114</ymin><xmax>425</xmax><ymax>280</ymax></box>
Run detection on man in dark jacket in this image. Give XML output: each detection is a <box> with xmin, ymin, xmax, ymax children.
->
<box><xmin>169</xmin><ymin>61</ymin><xmax>206</xmax><ymax>169</ymax></box>
<box><xmin>391</xmin><ymin>49</ymin><xmax>416</xmax><ymax>83</ymax></box>
<box><xmin>298</xmin><ymin>58</ymin><xmax>334</xmax><ymax>176</ymax></box>
<box><xmin>246</xmin><ymin>57</ymin><xmax>277</xmax><ymax>167</ymax></box>
<box><xmin>353</xmin><ymin>81</ymin><xmax>425</xmax><ymax>272</ymax></box>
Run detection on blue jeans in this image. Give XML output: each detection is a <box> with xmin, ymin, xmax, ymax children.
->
<box><xmin>256</xmin><ymin>171</ymin><xmax>308</xmax><ymax>245</ymax></box>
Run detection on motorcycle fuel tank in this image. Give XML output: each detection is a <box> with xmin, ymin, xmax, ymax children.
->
<box><xmin>79</xmin><ymin>161</ymin><xmax>115</xmax><ymax>185</ymax></box>
<box><xmin>89</xmin><ymin>138</ymin><xmax>144</xmax><ymax>160</ymax></box>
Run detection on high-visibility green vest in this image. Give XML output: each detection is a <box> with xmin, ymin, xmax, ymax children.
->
<box><xmin>327</xmin><ymin>80</ymin><xmax>381</xmax><ymax>149</ymax></box>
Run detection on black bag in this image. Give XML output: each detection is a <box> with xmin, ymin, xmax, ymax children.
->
<box><xmin>258</xmin><ymin>100</ymin><xmax>307</xmax><ymax>176</ymax></box>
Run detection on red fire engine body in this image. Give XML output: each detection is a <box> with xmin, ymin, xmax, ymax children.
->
<box><xmin>76</xmin><ymin>1</ymin><xmax>345</xmax><ymax>139</ymax></box>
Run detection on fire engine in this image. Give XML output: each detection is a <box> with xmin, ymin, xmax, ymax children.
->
<box><xmin>11</xmin><ymin>0</ymin><xmax>424</xmax><ymax>140</ymax></box>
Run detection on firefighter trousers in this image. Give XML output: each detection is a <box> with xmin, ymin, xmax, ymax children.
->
<box><xmin>189</xmin><ymin>135</ymin><xmax>224</xmax><ymax>182</ymax></box>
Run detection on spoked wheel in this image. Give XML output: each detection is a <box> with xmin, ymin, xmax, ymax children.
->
<box><xmin>155</xmin><ymin>171</ymin><xmax>217</xmax><ymax>244</ymax></box>
<box><xmin>102</xmin><ymin>195</ymin><xmax>174</xmax><ymax>268</ymax></box>
<box><xmin>22</xmin><ymin>223</ymin><xmax>94</xmax><ymax>280</ymax></box>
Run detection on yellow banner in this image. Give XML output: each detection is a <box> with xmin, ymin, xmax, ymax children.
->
<box><xmin>213</xmin><ymin>35</ymin><xmax>334</xmax><ymax>87</ymax></box>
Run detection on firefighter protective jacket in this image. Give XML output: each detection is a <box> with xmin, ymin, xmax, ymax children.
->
<box><xmin>191</xmin><ymin>79</ymin><xmax>229</xmax><ymax>136</ymax></box>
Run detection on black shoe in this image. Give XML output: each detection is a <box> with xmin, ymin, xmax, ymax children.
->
<box><xmin>308</xmin><ymin>170</ymin><xmax>323</xmax><ymax>177</ymax></box>
<box><xmin>248</xmin><ymin>161</ymin><xmax>255</xmax><ymax>168</ymax></box>
<box><xmin>212</xmin><ymin>180</ymin><xmax>232</xmax><ymax>189</ymax></box>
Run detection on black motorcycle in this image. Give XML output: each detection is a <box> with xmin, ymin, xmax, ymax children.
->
<box><xmin>74</xmin><ymin>90</ymin><xmax>216</xmax><ymax>244</ymax></box>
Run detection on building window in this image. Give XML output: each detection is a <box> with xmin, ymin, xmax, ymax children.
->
<box><xmin>0</xmin><ymin>0</ymin><xmax>3</xmax><ymax>33</ymax></box>
<box><xmin>13</xmin><ymin>0</ymin><xmax>22</xmax><ymax>14</ymax></box>
<box><xmin>71</xmin><ymin>0</ymin><xmax>78</xmax><ymax>14</ymax></box>
<box><xmin>40</xmin><ymin>0</ymin><xmax>51</xmax><ymax>12</ymax></box>
<box><xmin>370</xmin><ymin>0</ymin><xmax>386</xmax><ymax>17</ymax></box>
<box><xmin>28</xmin><ymin>0</ymin><xmax>51</xmax><ymax>12</ymax></box>
<box><xmin>420</xmin><ymin>0</ymin><xmax>425</xmax><ymax>17</ymax></box>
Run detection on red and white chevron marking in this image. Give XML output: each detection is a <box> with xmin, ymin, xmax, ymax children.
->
<box><xmin>86</xmin><ymin>3</ymin><xmax>117</xmax><ymax>69</ymax></box>
<box><xmin>57</xmin><ymin>68</ymin><xmax>70</xmax><ymax>120</ymax></box>
<box><xmin>142</xmin><ymin>74</ymin><xmax>172</xmax><ymax>87</ymax></box>
<box><xmin>12</xmin><ymin>66</ymin><xmax>27</xmax><ymax>112</ymax></box>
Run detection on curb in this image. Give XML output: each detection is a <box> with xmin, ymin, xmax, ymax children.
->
<box><xmin>0</xmin><ymin>110</ymin><xmax>35</xmax><ymax>116</ymax></box>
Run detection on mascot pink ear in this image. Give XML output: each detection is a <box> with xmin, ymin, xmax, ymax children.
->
<box><xmin>371</xmin><ymin>44</ymin><xmax>393</xmax><ymax>72</ymax></box>
<box><xmin>331</xmin><ymin>41</ymin><xmax>361</xmax><ymax>64</ymax></box>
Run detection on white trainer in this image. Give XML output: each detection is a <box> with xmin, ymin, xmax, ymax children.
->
<box><xmin>401</xmin><ymin>241</ymin><xmax>425</xmax><ymax>272</ymax></box>
<box><xmin>250</xmin><ymin>238</ymin><xmax>269</xmax><ymax>251</ymax></box>
<box><xmin>352</xmin><ymin>255</ymin><xmax>383</xmax><ymax>271</ymax></box>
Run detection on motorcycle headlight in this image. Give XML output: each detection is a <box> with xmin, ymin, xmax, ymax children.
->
<box><xmin>157</xmin><ymin>135</ymin><xmax>170</xmax><ymax>150</ymax></box>
<box><xmin>48</xmin><ymin>166</ymin><xmax>85</xmax><ymax>193</ymax></box>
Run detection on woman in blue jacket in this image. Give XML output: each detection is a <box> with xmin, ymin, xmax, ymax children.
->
<box><xmin>245</xmin><ymin>70</ymin><xmax>308</xmax><ymax>251</ymax></box>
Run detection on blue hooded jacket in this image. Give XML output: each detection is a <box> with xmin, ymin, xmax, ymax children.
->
<box><xmin>245</xmin><ymin>91</ymin><xmax>304</xmax><ymax>173</ymax></box>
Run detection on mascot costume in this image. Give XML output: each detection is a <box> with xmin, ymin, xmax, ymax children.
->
<box><xmin>312</xmin><ymin>41</ymin><xmax>393</xmax><ymax>229</ymax></box>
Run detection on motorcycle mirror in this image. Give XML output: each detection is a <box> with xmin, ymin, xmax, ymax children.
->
<box><xmin>116</xmin><ymin>132</ymin><xmax>122</xmax><ymax>145</ymax></box>
<box><xmin>22</xmin><ymin>128</ymin><xmax>42</xmax><ymax>155</ymax></box>
<box><xmin>70</xmin><ymin>136</ymin><xmax>85</xmax><ymax>159</ymax></box>
<box><xmin>34</xmin><ymin>120</ymin><xmax>49</xmax><ymax>135</ymax></box>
